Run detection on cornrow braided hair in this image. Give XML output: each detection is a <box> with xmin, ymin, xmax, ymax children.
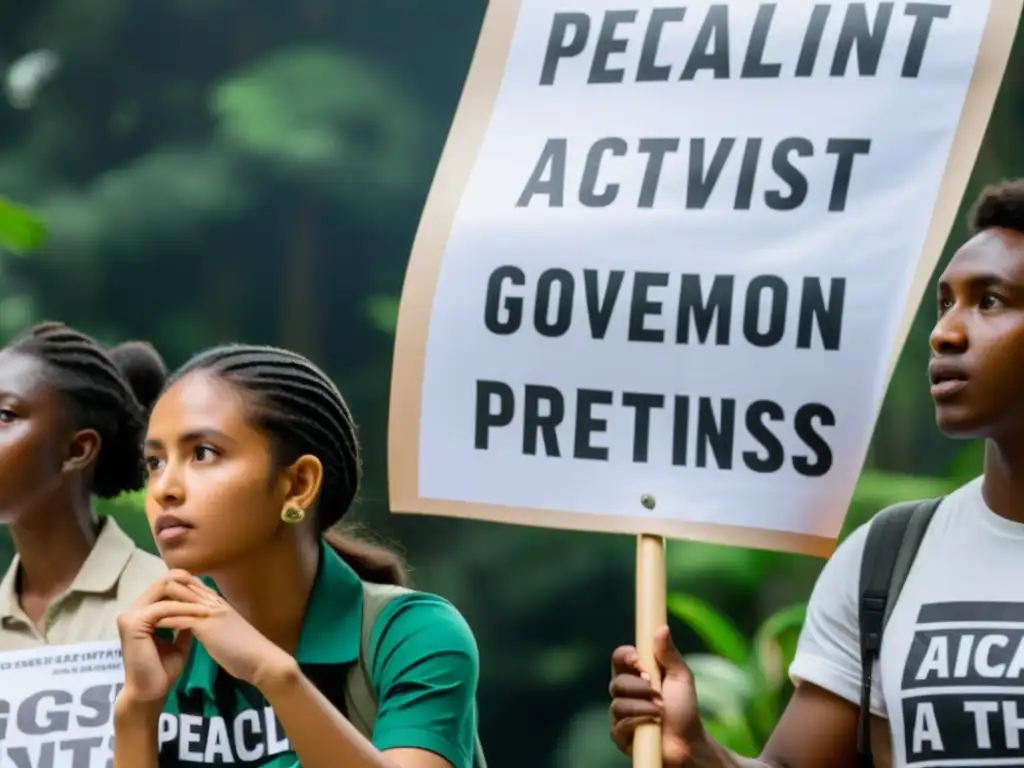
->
<box><xmin>168</xmin><ymin>344</ymin><xmax>407</xmax><ymax>585</ymax></box>
<box><xmin>10</xmin><ymin>321</ymin><xmax>167</xmax><ymax>499</ymax></box>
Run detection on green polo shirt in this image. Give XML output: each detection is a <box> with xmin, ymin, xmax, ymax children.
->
<box><xmin>155</xmin><ymin>541</ymin><xmax>479</xmax><ymax>767</ymax></box>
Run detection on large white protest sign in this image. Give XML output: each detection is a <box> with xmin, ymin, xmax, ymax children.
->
<box><xmin>0</xmin><ymin>641</ymin><xmax>123</xmax><ymax>768</ymax></box>
<box><xmin>389</xmin><ymin>0</ymin><xmax>1022</xmax><ymax>556</ymax></box>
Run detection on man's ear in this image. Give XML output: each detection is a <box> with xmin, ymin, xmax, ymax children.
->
<box><xmin>64</xmin><ymin>429</ymin><xmax>101</xmax><ymax>474</ymax></box>
<box><xmin>283</xmin><ymin>454</ymin><xmax>324</xmax><ymax>511</ymax></box>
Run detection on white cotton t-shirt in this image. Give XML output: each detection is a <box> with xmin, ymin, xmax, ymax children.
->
<box><xmin>790</xmin><ymin>476</ymin><xmax>1024</xmax><ymax>767</ymax></box>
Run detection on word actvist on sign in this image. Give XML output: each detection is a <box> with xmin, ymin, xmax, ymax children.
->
<box><xmin>389</xmin><ymin>0</ymin><xmax>1015</xmax><ymax>553</ymax></box>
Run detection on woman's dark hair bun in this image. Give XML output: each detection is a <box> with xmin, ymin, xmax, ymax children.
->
<box><xmin>108</xmin><ymin>341</ymin><xmax>167</xmax><ymax>412</ymax></box>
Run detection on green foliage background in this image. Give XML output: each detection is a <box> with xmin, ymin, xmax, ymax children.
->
<box><xmin>0</xmin><ymin>4</ymin><xmax>1021</xmax><ymax>766</ymax></box>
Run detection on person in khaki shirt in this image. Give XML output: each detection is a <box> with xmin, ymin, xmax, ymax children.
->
<box><xmin>0</xmin><ymin>321</ymin><xmax>167</xmax><ymax>650</ymax></box>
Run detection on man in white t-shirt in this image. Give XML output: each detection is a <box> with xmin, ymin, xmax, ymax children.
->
<box><xmin>608</xmin><ymin>179</ymin><xmax>1024</xmax><ymax>768</ymax></box>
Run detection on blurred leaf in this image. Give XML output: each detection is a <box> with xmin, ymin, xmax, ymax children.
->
<box><xmin>97</xmin><ymin>491</ymin><xmax>155</xmax><ymax>552</ymax></box>
<box><xmin>667</xmin><ymin>594</ymin><xmax>749</xmax><ymax>665</ymax></box>
<box><xmin>95</xmin><ymin>488</ymin><xmax>146</xmax><ymax>514</ymax></box>
<box><xmin>551</xmin><ymin>703</ymin><xmax>628</xmax><ymax>768</ymax></box>
<box><xmin>674</xmin><ymin>602</ymin><xmax>810</xmax><ymax>755</ymax></box>
<box><xmin>0</xmin><ymin>197</ymin><xmax>47</xmax><ymax>255</ymax></box>
<box><xmin>851</xmin><ymin>470</ymin><xmax>952</xmax><ymax>509</ymax></box>
<box><xmin>947</xmin><ymin>441</ymin><xmax>984</xmax><ymax>486</ymax></box>
<box><xmin>747</xmin><ymin>602</ymin><xmax>807</xmax><ymax>738</ymax></box>
<box><xmin>703</xmin><ymin>717</ymin><xmax>760</xmax><ymax>758</ymax></box>
<box><xmin>535</xmin><ymin>643</ymin><xmax>591</xmax><ymax>687</ymax></box>
<box><xmin>752</xmin><ymin>602</ymin><xmax>807</xmax><ymax>692</ymax></box>
<box><xmin>364</xmin><ymin>294</ymin><xmax>400</xmax><ymax>334</ymax></box>
<box><xmin>0</xmin><ymin>295</ymin><xmax>38</xmax><ymax>336</ymax></box>
<box><xmin>30</xmin><ymin>148</ymin><xmax>245</xmax><ymax>272</ymax></box>
<box><xmin>212</xmin><ymin>47</ymin><xmax>434</xmax><ymax>224</ymax></box>
<box><xmin>4</xmin><ymin>50</ymin><xmax>60</xmax><ymax>110</ymax></box>
<box><xmin>746</xmin><ymin>687</ymin><xmax>778</xmax><ymax>745</ymax></box>
<box><xmin>843</xmin><ymin>469</ymin><xmax>955</xmax><ymax>534</ymax></box>
<box><xmin>666</xmin><ymin>539</ymin><xmax>770</xmax><ymax>595</ymax></box>
<box><xmin>687</xmin><ymin>654</ymin><xmax>752</xmax><ymax>721</ymax></box>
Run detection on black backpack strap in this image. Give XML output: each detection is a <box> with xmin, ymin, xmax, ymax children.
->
<box><xmin>857</xmin><ymin>496</ymin><xmax>942</xmax><ymax>767</ymax></box>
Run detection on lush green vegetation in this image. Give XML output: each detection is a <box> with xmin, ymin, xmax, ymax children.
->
<box><xmin>670</xmin><ymin>594</ymin><xmax>806</xmax><ymax>756</ymax></box>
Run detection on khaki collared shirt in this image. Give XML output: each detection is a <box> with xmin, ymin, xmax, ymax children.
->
<box><xmin>0</xmin><ymin>517</ymin><xmax>166</xmax><ymax>650</ymax></box>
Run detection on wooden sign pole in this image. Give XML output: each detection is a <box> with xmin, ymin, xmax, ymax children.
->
<box><xmin>634</xmin><ymin>504</ymin><xmax>667</xmax><ymax>768</ymax></box>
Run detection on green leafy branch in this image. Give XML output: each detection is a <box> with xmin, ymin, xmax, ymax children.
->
<box><xmin>0</xmin><ymin>197</ymin><xmax>47</xmax><ymax>256</ymax></box>
<box><xmin>667</xmin><ymin>594</ymin><xmax>807</xmax><ymax>757</ymax></box>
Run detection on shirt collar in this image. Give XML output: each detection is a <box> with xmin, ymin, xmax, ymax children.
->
<box><xmin>0</xmin><ymin>516</ymin><xmax>137</xmax><ymax>620</ymax></box>
<box><xmin>183</xmin><ymin>539</ymin><xmax>364</xmax><ymax>699</ymax></box>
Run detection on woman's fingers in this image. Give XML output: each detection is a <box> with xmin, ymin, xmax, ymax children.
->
<box><xmin>119</xmin><ymin>599</ymin><xmax>211</xmax><ymax>640</ymax></box>
<box><xmin>156</xmin><ymin>617</ymin><xmax>197</xmax><ymax>631</ymax></box>
<box><xmin>188</xmin><ymin>581</ymin><xmax>220</xmax><ymax>602</ymax></box>
<box><xmin>133</xmin><ymin>575</ymin><xmax>181</xmax><ymax>606</ymax></box>
<box><xmin>132</xmin><ymin>571</ymin><xmax>209</xmax><ymax>609</ymax></box>
<box><xmin>164</xmin><ymin>569</ymin><xmax>209</xmax><ymax>590</ymax></box>
<box><xmin>135</xmin><ymin>600</ymin><xmax>214</xmax><ymax>627</ymax></box>
<box><xmin>187</xmin><ymin>583</ymin><xmax>222</xmax><ymax>606</ymax></box>
<box><xmin>162</xmin><ymin>570</ymin><xmax>222</xmax><ymax>606</ymax></box>
<box><xmin>163</xmin><ymin>580</ymin><xmax>203</xmax><ymax>603</ymax></box>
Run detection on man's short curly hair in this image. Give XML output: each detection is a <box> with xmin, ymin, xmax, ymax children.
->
<box><xmin>968</xmin><ymin>179</ymin><xmax>1024</xmax><ymax>235</ymax></box>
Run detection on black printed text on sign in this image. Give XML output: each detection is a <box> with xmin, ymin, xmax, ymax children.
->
<box><xmin>389</xmin><ymin>0</ymin><xmax>1021</xmax><ymax>553</ymax></box>
<box><xmin>0</xmin><ymin>641</ymin><xmax>124</xmax><ymax>768</ymax></box>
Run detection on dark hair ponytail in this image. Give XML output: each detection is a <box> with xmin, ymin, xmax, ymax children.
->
<box><xmin>10</xmin><ymin>322</ymin><xmax>167</xmax><ymax>498</ymax></box>
<box><xmin>168</xmin><ymin>343</ymin><xmax>409</xmax><ymax>586</ymax></box>
<box><xmin>322</xmin><ymin>530</ymin><xmax>409</xmax><ymax>586</ymax></box>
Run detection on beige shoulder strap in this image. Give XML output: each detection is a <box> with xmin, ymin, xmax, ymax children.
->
<box><xmin>344</xmin><ymin>582</ymin><xmax>411</xmax><ymax>738</ymax></box>
<box><xmin>343</xmin><ymin>582</ymin><xmax>488</xmax><ymax>767</ymax></box>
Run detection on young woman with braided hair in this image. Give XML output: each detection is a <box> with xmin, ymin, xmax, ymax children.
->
<box><xmin>0</xmin><ymin>321</ymin><xmax>168</xmax><ymax>649</ymax></box>
<box><xmin>114</xmin><ymin>344</ymin><xmax>482</xmax><ymax>768</ymax></box>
